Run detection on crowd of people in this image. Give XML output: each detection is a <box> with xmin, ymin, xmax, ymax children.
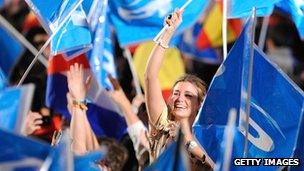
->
<box><xmin>1</xmin><ymin>1</ymin><xmax>304</xmax><ymax>171</ymax></box>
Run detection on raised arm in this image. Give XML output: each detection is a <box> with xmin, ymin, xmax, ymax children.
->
<box><xmin>144</xmin><ymin>10</ymin><xmax>183</xmax><ymax>125</ymax></box>
<box><xmin>67</xmin><ymin>63</ymin><xmax>99</xmax><ymax>155</ymax></box>
<box><xmin>108</xmin><ymin>75</ymin><xmax>142</xmax><ymax>126</ymax></box>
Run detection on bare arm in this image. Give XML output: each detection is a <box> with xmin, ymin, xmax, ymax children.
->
<box><xmin>108</xmin><ymin>75</ymin><xmax>142</xmax><ymax>126</ymax></box>
<box><xmin>144</xmin><ymin>10</ymin><xmax>183</xmax><ymax>125</ymax></box>
<box><xmin>67</xmin><ymin>63</ymin><xmax>99</xmax><ymax>155</ymax></box>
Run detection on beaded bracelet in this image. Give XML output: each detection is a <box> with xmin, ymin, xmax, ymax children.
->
<box><xmin>72</xmin><ymin>99</ymin><xmax>88</xmax><ymax>111</ymax></box>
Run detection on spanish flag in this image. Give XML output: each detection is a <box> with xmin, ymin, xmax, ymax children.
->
<box><xmin>196</xmin><ymin>1</ymin><xmax>242</xmax><ymax>49</ymax></box>
<box><xmin>133</xmin><ymin>41</ymin><xmax>185</xmax><ymax>102</ymax></box>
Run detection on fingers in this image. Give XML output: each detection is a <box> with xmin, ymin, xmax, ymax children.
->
<box><xmin>108</xmin><ymin>74</ymin><xmax>121</xmax><ymax>90</ymax></box>
<box><xmin>165</xmin><ymin>8</ymin><xmax>183</xmax><ymax>28</ymax></box>
<box><xmin>85</xmin><ymin>75</ymin><xmax>92</xmax><ymax>91</ymax></box>
<box><xmin>24</xmin><ymin>111</ymin><xmax>43</xmax><ymax>135</ymax></box>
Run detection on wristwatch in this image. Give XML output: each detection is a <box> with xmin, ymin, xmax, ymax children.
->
<box><xmin>185</xmin><ymin>140</ymin><xmax>198</xmax><ymax>150</ymax></box>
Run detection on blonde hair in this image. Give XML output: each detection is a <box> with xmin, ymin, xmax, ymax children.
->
<box><xmin>173</xmin><ymin>74</ymin><xmax>207</xmax><ymax>102</ymax></box>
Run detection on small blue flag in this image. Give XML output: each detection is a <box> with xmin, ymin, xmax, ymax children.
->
<box><xmin>0</xmin><ymin>84</ymin><xmax>34</xmax><ymax>134</ymax></box>
<box><xmin>88</xmin><ymin>0</ymin><xmax>117</xmax><ymax>90</ymax></box>
<box><xmin>25</xmin><ymin>0</ymin><xmax>92</xmax><ymax>58</ymax></box>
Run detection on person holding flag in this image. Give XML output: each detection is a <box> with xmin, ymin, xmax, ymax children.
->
<box><xmin>144</xmin><ymin>9</ymin><xmax>213</xmax><ymax>170</ymax></box>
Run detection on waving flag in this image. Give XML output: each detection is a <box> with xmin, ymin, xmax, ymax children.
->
<box><xmin>0</xmin><ymin>84</ymin><xmax>35</xmax><ymax>134</ymax></box>
<box><xmin>133</xmin><ymin>41</ymin><xmax>185</xmax><ymax>101</ymax></box>
<box><xmin>227</xmin><ymin>0</ymin><xmax>304</xmax><ymax>39</ymax></box>
<box><xmin>275</xmin><ymin>0</ymin><xmax>304</xmax><ymax>39</ymax></box>
<box><xmin>290</xmin><ymin>103</ymin><xmax>304</xmax><ymax>171</ymax></box>
<box><xmin>46</xmin><ymin>54</ymin><xmax>127</xmax><ymax>139</ymax></box>
<box><xmin>88</xmin><ymin>0</ymin><xmax>117</xmax><ymax>90</ymax></box>
<box><xmin>178</xmin><ymin>1</ymin><xmax>242</xmax><ymax>64</ymax></box>
<box><xmin>0</xmin><ymin>26</ymin><xmax>24</xmax><ymax>78</ymax></box>
<box><xmin>178</xmin><ymin>22</ymin><xmax>222</xmax><ymax>65</ymax></box>
<box><xmin>145</xmin><ymin>133</ymin><xmax>190</xmax><ymax>171</ymax></box>
<box><xmin>109</xmin><ymin>0</ymin><xmax>211</xmax><ymax>46</ymax></box>
<box><xmin>25</xmin><ymin>0</ymin><xmax>92</xmax><ymax>58</ymax></box>
<box><xmin>193</xmin><ymin>15</ymin><xmax>304</xmax><ymax>171</ymax></box>
<box><xmin>0</xmin><ymin>129</ymin><xmax>51</xmax><ymax>170</ymax></box>
<box><xmin>227</xmin><ymin>0</ymin><xmax>281</xmax><ymax>18</ymax></box>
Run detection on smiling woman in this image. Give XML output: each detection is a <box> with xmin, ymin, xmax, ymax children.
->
<box><xmin>144</xmin><ymin>9</ymin><xmax>213</xmax><ymax>170</ymax></box>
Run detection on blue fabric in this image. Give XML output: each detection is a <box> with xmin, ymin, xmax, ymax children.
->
<box><xmin>0</xmin><ymin>129</ymin><xmax>51</xmax><ymax>170</ymax></box>
<box><xmin>178</xmin><ymin>22</ymin><xmax>222</xmax><ymax>64</ymax></box>
<box><xmin>290</xmin><ymin>104</ymin><xmax>304</xmax><ymax>171</ymax></box>
<box><xmin>0</xmin><ymin>85</ymin><xmax>34</xmax><ymax>133</ymax></box>
<box><xmin>145</xmin><ymin>141</ymin><xmax>188</xmax><ymax>171</ymax></box>
<box><xmin>193</xmin><ymin>15</ymin><xmax>304</xmax><ymax>171</ymax></box>
<box><xmin>227</xmin><ymin>0</ymin><xmax>280</xmax><ymax>18</ymax></box>
<box><xmin>25</xmin><ymin>0</ymin><xmax>92</xmax><ymax>57</ymax></box>
<box><xmin>109</xmin><ymin>0</ymin><xmax>210</xmax><ymax>46</ymax></box>
<box><xmin>275</xmin><ymin>0</ymin><xmax>304</xmax><ymax>39</ymax></box>
<box><xmin>88</xmin><ymin>0</ymin><xmax>117</xmax><ymax>90</ymax></box>
<box><xmin>74</xmin><ymin>152</ymin><xmax>104</xmax><ymax>171</ymax></box>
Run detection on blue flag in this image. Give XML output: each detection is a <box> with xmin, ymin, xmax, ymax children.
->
<box><xmin>193</xmin><ymin>15</ymin><xmax>304</xmax><ymax>171</ymax></box>
<box><xmin>0</xmin><ymin>129</ymin><xmax>51</xmax><ymax>170</ymax></box>
<box><xmin>0</xmin><ymin>67</ymin><xmax>6</xmax><ymax>90</ymax></box>
<box><xmin>0</xmin><ymin>26</ymin><xmax>24</xmax><ymax>78</ymax></box>
<box><xmin>74</xmin><ymin>152</ymin><xmax>105</xmax><ymax>171</ymax></box>
<box><xmin>42</xmin><ymin>131</ymin><xmax>103</xmax><ymax>171</ymax></box>
<box><xmin>42</xmin><ymin>132</ymin><xmax>73</xmax><ymax>171</ymax></box>
<box><xmin>51</xmin><ymin>4</ymin><xmax>92</xmax><ymax>57</ymax></box>
<box><xmin>25</xmin><ymin>0</ymin><xmax>92</xmax><ymax>58</ymax></box>
<box><xmin>109</xmin><ymin>0</ymin><xmax>210</xmax><ymax>46</ymax></box>
<box><xmin>227</xmin><ymin>0</ymin><xmax>280</xmax><ymax>18</ymax></box>
<box><xmin>145</xmin><ymin>138</ymin><xmax>189</xmax><ymax>171</ymax></box>
<box><xmin>290</xmin><ymin>103</ymin><xmax>304</xmax><ymax>171</ymax></box>
<box><xmin>227</xmin><ymin>0</ymin><xmax>304</xmax><ymax>39</ymax></box>
<box><xmin>215</xmin><ymin>109</ymin><xmax>239</xmax><ymax>171</ymax></box>
<box><xmin>178</xmin><ymin>22</ymin><xmax>222</xmax><ymax>65</ymax></box>
<box><xmin>0</xmin><ymin>84</ymin><xmax>34</xmax><ymax>134</ymax></box>
<box><xmin>275</xmin><ymin>0</ymin><xmax>304</xmax><ymax>39</ymax></box>
<box><xmin>88</xmin><ymin>0</ymin><xmax>117</xmax><ymax>90</ymax></box>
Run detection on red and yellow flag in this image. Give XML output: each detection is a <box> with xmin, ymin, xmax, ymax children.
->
<box><xmin>196</xmin><ymin>1</ymin><xmax>242</xmax><ymax>49</ymax></box>
<box><xmin>133</xmin><ymin>41</ymin><xmax>185</xmax><ymax>101</ymax></box>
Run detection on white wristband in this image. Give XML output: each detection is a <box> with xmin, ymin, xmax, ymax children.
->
<box><xmin>155</xmin><ymin>39</ymin><xmax>169</xmax><ymax>49</ymax></box>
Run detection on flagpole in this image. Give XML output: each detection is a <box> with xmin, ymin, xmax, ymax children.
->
<box><xmin>173</xmin><ymin>129</ymin><xmax>183</xmax><ymax>171</ymax></box>
<box><xmin>243</xmin><ymin>7</ymin><xmax>257</xmax><ymax>158</ymax></box>
<box><xmin>222</xmin><ymin>0</ymin><xmax>228</xmax><ymax>59</ymax></box>
<box><xmin>17</xmin><ymin>0</ymin><xmax>84</xmax><ymax>86</ymax></box>
<box><xmin>258</xmin><ymin>16</ymin><xmax>269</xmax><ymax>50</ymax></box>
<box><xmin>123</xmin><ymin>48</ymin><xmax>143</xmax><ymax>96</ymax></box>
<box><xmin>153</xmin><ymin>0</ymin><xmax>192</xmax><ymax>42</ymax></box>
<box><xmin>0</xmin><ymin>15</ymin><xmax>48</xmax><ymax>67</ymax></box>
<box><xmin>223</xmin><ymin>108</ymin><xmax>237</xmax><ymax>171</ymax></box>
